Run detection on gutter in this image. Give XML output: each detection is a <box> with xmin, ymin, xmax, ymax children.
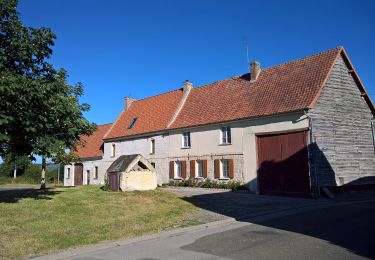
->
<box><xmin>103</xmin><ymin>110</ymin><xmax>308</xmax><ymax>143</ymax></box>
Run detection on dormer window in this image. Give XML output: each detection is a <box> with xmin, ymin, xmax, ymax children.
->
<box><xmin>128</xmin><ymin>117</ymin><xmax>137</xmax><ymax>129</ymax></box>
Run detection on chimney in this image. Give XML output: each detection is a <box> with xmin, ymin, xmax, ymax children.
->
<box><xmin>183</xmin><ymin>80</ymin><xmax>193</xmax><ymax>92</ymax></box>
<box><xmin>249</xmin><ymin>61</ymin><xmax>261</xmax><ymax>82</ymax></box>
<box><xmin>124</xmin><ymin>97</ymin><xmax>136</xmax><ymax>111</ymax></box>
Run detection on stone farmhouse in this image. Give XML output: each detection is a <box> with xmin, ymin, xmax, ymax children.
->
<box><xmin>64</xmin><ymin>46</ymin><xmax>375</xmax><ymax>197</ymax></box>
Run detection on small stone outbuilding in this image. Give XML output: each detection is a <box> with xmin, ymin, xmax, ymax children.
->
<box><xmin>106</xmin><ymin>154</ymin><xmax>157</xmax><ymax>191</ymax></box>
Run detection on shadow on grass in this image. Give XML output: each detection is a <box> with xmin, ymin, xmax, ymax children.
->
<box><xmin>0</xmin><ymin>188</ymin><xmax>62</xmax><ymax>203</ymax></box>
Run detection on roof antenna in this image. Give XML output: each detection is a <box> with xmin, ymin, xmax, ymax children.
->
<box><xmin>243</xmin><ymin>36</ymin><xmax>250</xmax><ymax>64</ymax></box>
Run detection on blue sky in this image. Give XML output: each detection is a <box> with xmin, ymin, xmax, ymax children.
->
<box><xmin>19</xmin><ymin>0</ymin><xmax>375</xmax><ymax>126</ymax></box>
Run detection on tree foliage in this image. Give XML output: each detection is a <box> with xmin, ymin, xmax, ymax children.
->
<box><xmin>0</xmin><ymin>154</ymin><xmax>30</xmax><ymax>176</ymax></box>
<box><xmin>0</xmin><ymin>0</ymin><xmax>96</xmax><ymax>162</ymax></box>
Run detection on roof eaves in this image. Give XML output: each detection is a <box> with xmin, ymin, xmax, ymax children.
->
<box><xmin>103</xmin><ymin>129</ymin><xmax>169</xmax><ymax>142</ymax></box>
<box><xmin>168</xmin><ymin>109</ymin><xmax>308</xmax><ymax>132</ymax></box>
<box><xmin>103</xmin><ymin>110</ymin><xmax>125</xmax><ymax>140</ymax></box>
<box><xmin>308</xmin><ymin>47</ymin><xmax>375</xmax><ymax>115</ymax></box>
<box><xmin>340</xmin><ymin>48</ymin><xmax>375</xmax><ymax>115</ymax></box>
<box><xmin>80</xmin><ymin>156</ymin><xmax>103</xmax><ymax>161</ymax></box>
<box><xmin>308</xmin><ymin>46</ymin><xmax>343</xmax><ymax>109</ymax></box>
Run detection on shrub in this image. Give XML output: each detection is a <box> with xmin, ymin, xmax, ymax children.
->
<box><xmin>102</xmin><ymin>176</ymin><xmax>111</xmax><ymax>191</ymax></box>
<box><xmin>184</xmin><ymin>178</ymin><xmax>195</xmax><ymax>187</ymax></box>
<box><xmin>165</xmin><ymin>178</ymin><xmax>249</xmax><ymax>191</ymax></box>
<box><xmin>201</xmin><ymin>178</ymin><xmax>212</xmax><ymax>188</ymax></box>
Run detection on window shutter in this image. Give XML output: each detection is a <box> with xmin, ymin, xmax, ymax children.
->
<box><xmin>202</xmin><ymin>160</ymin><xmax>208</xmax><ymax>178</ymax></box>
<box><xmin>229</xmin><ymin>159</ymin><xmax>234</xmax><ymax>179</ymax></box>
<box><xmin>214</xmin><ymin>159</ymin><xmax>220</xmax><ymax>179</ymax></box>
<box><xmin>169</xmin><ymin>161</ymin><xmax>174</xmax><ymax>179</ymax></box>
<box><xmin>181</xmin><ymin>161</ymin><xmax>187</xmax><ymax>179</ymax></box>
<box><xmin>190</xmin><ymin>160</ymin><xmax>196</xmax><ymax>178</ymax></box>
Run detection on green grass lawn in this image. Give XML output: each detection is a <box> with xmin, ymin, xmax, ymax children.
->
<box><xmin>0</xmin><ymin>186</ymin><xmax>197</xmax><ymax>259</ymax></box>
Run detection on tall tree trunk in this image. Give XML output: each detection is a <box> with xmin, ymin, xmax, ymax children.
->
<box><xmin>13</xmin><ymin>165</ymin><xmax>17</xmax><ymax>178</ymax></box>
<box><xmin>40</xmin><ymin>156</ymin><xmax>46</xmax><ymax>189</ymax></box>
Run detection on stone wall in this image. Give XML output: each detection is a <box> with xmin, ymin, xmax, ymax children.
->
<box><xmin>308</xmin><ymin>55</ymin><xmax>375</xmax><ymax>187</ymax></box>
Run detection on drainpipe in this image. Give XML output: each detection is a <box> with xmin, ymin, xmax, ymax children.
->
<box><xmin>304</xmin><ymin>110</ymin><xmax>320</xmax><ymax>198</ymax></box>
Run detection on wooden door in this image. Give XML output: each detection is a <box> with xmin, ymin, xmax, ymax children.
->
<box><xmin>108</xmin><ymin>172</ymin><xmax>119</xmax><ymax>191</ymax></box>
<box><xmin>257</xmin><ymin>130</ymin><xmax>310</xmax><ymax>197</ymax></box>
<box><xmin>74</xmin><ymin>164</ymin><xmax>83</xmax><ymax>186</ymax></box>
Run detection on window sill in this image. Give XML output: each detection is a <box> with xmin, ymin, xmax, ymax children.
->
<box><xmin>219</xmin><ymin>177</ymin><xmax>230</xmax><ymax>180</ymax></box>
<box><xmin>149</xmin><ymin>153</ymin><xmax>155</xmax><ymax>155</ymax></box>
<box><xmin>219</xmin><ymin>143</ymin><xmax>232</xmax><ymax>146</ymax></box>
<box><xmin>174</xmin><ymin>177</ymin><xmax>183</xmax><ymax>180</ymax></box>
<box><xmin>195</xmin><ymin>176</ymin><xmax>204</xmax><ymax>179</ymax></box>
<box><xmin>181</xmin><ymin>146</ymin><xmax>191</xmax><ymax>149</ymax></box>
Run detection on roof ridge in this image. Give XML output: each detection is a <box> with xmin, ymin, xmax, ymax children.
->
<box><xmin>259</xmin><ymin>46</ymin><xmax>343</xmax><ymax>72</ymax></box>
<box><xmin>189</xmin><ymin>77</ymin><xmax>236</xmax><ymax>91</ymax></box>
<box><xmin>130</xmin><ymin>88</ymin><xmax>183</xmax><ymax>104</ymax></box>
<box><xmin>180</xmin><ymin>46</ymin><xmax>343</xmax><ymax>92</ymax></box>
<box><xmin>97</xmin><ymin>122</ymin><xmax>112</xmax><ymax>127</ymax></box>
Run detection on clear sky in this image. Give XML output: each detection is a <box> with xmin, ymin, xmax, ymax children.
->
<box><xmin>18</xmin><ymin>0</ymin><xmax>375</xmax><ymax>126</ymax></box>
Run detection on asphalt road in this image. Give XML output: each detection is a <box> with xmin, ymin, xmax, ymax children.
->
<box><xmin>41</xmin><ymin>199</ymin><xmax>375</xmax><ymax>260</ymax></box>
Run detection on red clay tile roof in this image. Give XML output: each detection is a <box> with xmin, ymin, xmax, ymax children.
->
<box><xmin>104</xmin><ymin>89</ymin><xmax>184</xmax><ymax>140</ymax></box>
<box><xmin>102</xmin><ymin>47</ymin><xmax>374</xmax><ymax>139</ymax></box>
<box><xmin>170</xmin><ymin>47</ymin><xmax>342</xmax><ymax>129</ymax></box>
<box><xmin>75</xmin><ymin>123</ymin><xmax>112</xmax><ymax>158</ymax></box>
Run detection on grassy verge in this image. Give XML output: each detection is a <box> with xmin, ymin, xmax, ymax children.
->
<box><xmin>0</xmin><ymin>186</ymin><xmax>196</xmax><ymax>259</ymax></box>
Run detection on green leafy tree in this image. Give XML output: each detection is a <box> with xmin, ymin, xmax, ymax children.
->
<box><xmin>0</xmin><ymin>154</ymin><xmax>31</xmax><ymax>177</ymax></box>
<box><xmin>0</xmin><ymin>0</ymin><xmax>96</xmax><ymax>188</ymax></box>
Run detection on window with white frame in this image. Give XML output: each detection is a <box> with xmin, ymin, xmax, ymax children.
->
<box><xmin>150</xmin><ymin>139</ymin><xmax>155</xmax><ymax>154</ymax></box>
<box><xmin>221</xmin><ymin>159</ymin><xmax>230</xmax><ymax>178</ymax></box>
<box><xmin>94</xmin><ymin>166</ymin><xmax>98</xmax><ymax>179</ymax></box>
<box><xmin>111</xmin><ymin>144</ymin><xmax>116</xmax><ymax>157</ymax></box>
<box><xmin>182</xmin><ymin>132</ymin><xmax>191</xmax><ymax>148</ymax></box>
<box><xmin>67</xmin><ymin>168</ymin><xmax>70</xmax><ymax>179</ymax></box>
<box><xmin>196</xmin><ymin>160</ymin><xmax>203</xmax><ymax>178</ymax></box>
<box><xmin>221</xmin><ymin>126</ymin><xmax>231</xmax><ymax>144</ymax></box>
<box><xmin>175</xmin><ymin>161</ymin><xmax>182</xmax><ymax>178</ymax></box>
